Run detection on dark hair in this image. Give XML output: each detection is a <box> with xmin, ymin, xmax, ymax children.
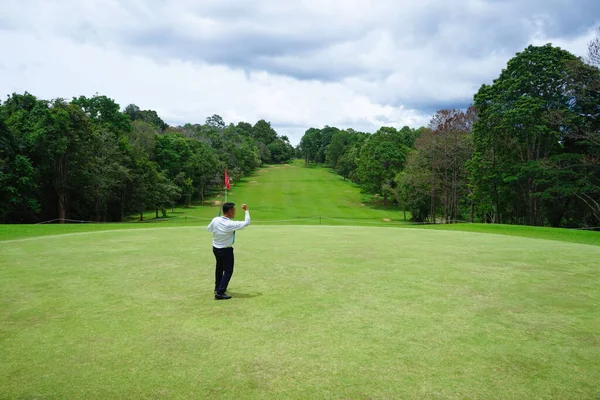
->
<box><xmin>222</xmin><ymin>202</ymin><xmax>235</xmax><ymax>214</ymax></box>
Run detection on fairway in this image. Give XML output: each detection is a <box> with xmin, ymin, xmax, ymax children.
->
<box><xmin>2</xmin><ymin>226</ymin><xmax>599</xmax><ymax>399</ymax></box>
<box><xmin>127</xmin><ymin>160</ymin><xmax>413</xmax><ymax>225</ymax></box>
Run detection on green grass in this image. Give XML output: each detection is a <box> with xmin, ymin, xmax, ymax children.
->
<box><xmin>1</xmin><ymin>226</ymin><xmax>599</xmax><ymax>399</ymax></box>
<box><xmin>128</xmin><ymin>159</ymin><xmax>413</xmax><ymax>224</ymax></box>
<box><xmin>422</xmin><ymin>223</ymin><xmax>600</xmax><ymax>247</ymax></box>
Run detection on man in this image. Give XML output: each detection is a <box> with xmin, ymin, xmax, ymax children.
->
<box><xmin>207</xmin><ymin>202</ymin><xmax>251</xmax><ymax>300</ymax></box>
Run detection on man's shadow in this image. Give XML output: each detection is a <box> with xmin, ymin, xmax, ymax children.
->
<box><xmin>228</xmin><ymin>291</ymin><xmax>263</xmax><ymax>299</ymax></box>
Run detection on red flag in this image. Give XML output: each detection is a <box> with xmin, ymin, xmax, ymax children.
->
<box><xmin>224</xmin><ymin>170</ymin><xmax>231</xmax><ymax>190</ymax></box>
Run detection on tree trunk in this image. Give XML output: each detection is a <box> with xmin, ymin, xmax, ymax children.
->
<box><xmin>95</xmin><ymin>195</ymin><xmax>101</xmax><ymax>222</ymax></box>
<box><xmin>470</xmin><ymin>197</ymin><xmax>475</xmax><ymax>223</ymax></box>
<box><xmin>140</xmin><ymin>211</ymin><xmax>144</xmax><ymax>221</ymax></box>
<box><xmin>121</xmin><ymin>184</ymin><xmax>126</xmax><ymax>222</ymax></box>
<box><xmin>58</xmin><ymin>193</ymin><xmax>67</xmax><ymax>223</ymax></box>
<box><xmin>528</xmin><ymin>178</ymin><xmax>536</xmax><ymax>226</ymax></box>
<box><xmin>155</xmin><ymin>208</ymin><xmax>159</xmax><ymax>218</ymax></box>
<box><xmin>55</xmin><ymin>155</ymin><xmax>68</xmax><ymax>223</ymax></box>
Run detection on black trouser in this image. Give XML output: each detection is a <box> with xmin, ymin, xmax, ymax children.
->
<box><xmin>213</xmin><ymin>246</ymin><xmax>234</xmax><ymax>293</ymax></box>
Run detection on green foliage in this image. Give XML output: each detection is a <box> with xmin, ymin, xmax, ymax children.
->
<box><xmin>0</xmin><ymin>96</ymin><xmax>290</xmax><ymax>222</ymax></box>
<box><xmin>356</xmin><ymin>127</ymin><xmax>410</xmax><ymax>204</ymax></box>
<box><xmin>252</xmin><ymin>119</ymin><xmax>278</xmax><ymax>145</ymax></box>
<box><xmin>72</xmin><ymin>94</ymin><xmax>132</xmax><ymax>136</ymax></box>
<box><xmin>124</xmin><ymin>104</ymin><xmax>168</xmax><ymax>131</ymax></box>
<box><xmin>472</xmin><ymin>44</ymin><xmax>600</xmax><ymax>226</ymax></box>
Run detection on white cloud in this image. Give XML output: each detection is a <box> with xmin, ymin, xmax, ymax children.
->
<box><xmin>1</xmin><ymin>0</ymin><xmax>599</xmax><ymax>145</ymax></box>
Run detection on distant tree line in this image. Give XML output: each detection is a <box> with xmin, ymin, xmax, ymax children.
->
<box><xmin>0</xmin><ymin>95</ymin><xmax>294</xmax><ymax>223</ymax></box>
<box><xmin>299</xmin><ymin>42</ymin><xmax>600</xmax><ymax>228</ymax></box>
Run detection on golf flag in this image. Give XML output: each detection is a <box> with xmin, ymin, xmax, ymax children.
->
<box><xmin>224</xmin><ymin>170</ymin><xmax>231</xmax><ymax>190</ymax></box>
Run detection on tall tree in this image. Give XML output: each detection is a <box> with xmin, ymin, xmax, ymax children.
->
<box><xmin>299</xmin><ymin>128</ymin><xmax>322</xmax><ymax>165</ymax></box>
<box><xmin>356</xmin><ymin>127</ymin><xmax>410</xmax><ymax>205</ymax></box>
<box><xmin>588</xmin><ymin>28</ymin><xmax>600</xmax><ymax>67</ymax></box>
<box><xmin>83</xmin><ymin>126</ymin><xmax>130</xmax><ymax>221</ymax></box>
<box><xmin>125</xmin><ymin>104</ymin><xmax>168</xmax><ymax>131</ymax></box>
<box><xmin>186</xmin><ymin>141</ymin><xmax>221</xmax><ymax>205</ymax></box>
<box><xmin>472</xmin><ymin>44</ymin><xmax>600</xmax><ymax>226</ymax></box>
<box><xmin>252</xmin><ymin>119</ymin><xmax>278</xmax><ymax>146</ymax></box>
<box><xmin>0</xmin><ymin>95</ymin><xmax>40</xmax><ymax>222</ymax></box>
<box><xmin>206</xmin><ymin>114</ymin><xmax>226</xmax><ymax>129</ymax></box>
<box><xmin>72</xmin><ymin>95</ymin><xmax>132</xmax><ymax>137</ymax></box>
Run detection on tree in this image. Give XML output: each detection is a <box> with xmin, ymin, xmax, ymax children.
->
<box><xmin>128</xmin><ymin>120</ymin><xmax>158</xmax><ymax>160</ymax></box>
<box><xmin>356</xmin><ymin>127</ymin><xmax>410</xmax><ymax>205</ymax></box>
<box><xmin>315</xmin><ymin>126</ymin><xmax>339</xmax><ymax>163</ymax></box>
<box><xmin>153</xmin><ymin>172</ymin><xmax>181</xmax><ymax>218</ymax></box>
<box><xmin>252</xmin><ymin>119</ymin><xmax>278</xmax><ymax>146</ymax></box>
<box><xmin>129</xmin><ymin>158</ymin><xmax>160</xmax><ymax>221</ymax></box>
<box><xmin>30</xmin><ymin>99</ymin><xmax>95</xmax><ymax>222</ymax></box>
<box><xmin>186</xmin><ymin>141</ymin><xmax>221</xmax><ymax>205</ymax></box>
<box><xmin>398</xmin><ymin>126</ymin><xmax>419</xmax><ymax>149</ymax></box>
<box><xmin>125</xmin><ymin>104</ymin><xmax>168</xmax><ymax>131</ymax></box>
<box><xmin>235</xmin><ymin>122</ymin><xmax>253</xmax><ymax>138</ymax></box>
<box><xmin>83</xmin><ymin>126</ymin><xmax>130</xmax><ymax>221</ymax></box>
<box><xmin>154</xmin><ymin>132</ymin><xmax>192</xmax><ymax>179</ymax></box>
<box><xmin>326</xmin><ymin>129</ymin><xmax>351</xmax><ymax>168</ymax></box>
<box><xmin>206</xmin><ymin>114</ymin><xmax>226</xmax><ymax>129</ymax></box>
<box><xmin>472</xmin><ymin>44</ymin><xmax>600</xmax><ymax>226</ymax></box>
<box><xmin>299</xmin><ymin>128</ymin><xmax>321</xmax><ymax>165</ymax></box>
<box><xmin>0</xmin><ymin>98</ymin><xmax>40</xmax><ymax>222</ymax></box>
<box><xmin>268</xmin><ymin>138</ymin><xmax>294</xmax><ymax>163</ymax></box>
<box><xmin>428</xmin><ymin>109</ymin><xmax>475</xmax><ymax>223</ymax></box>
<box><xmin>588</xmin><ymin>28</ymin><xmax>600</xmax><ymax>67</ymax></box>
<box><xmin>395</xmin><ymin>154</ymin><xmax>433</xmax><ymax>222</ymax></box>
<box><xmin>175</xmin><ymin>173</ymin><xmax>194</xmax><ymax>208</ymax></box>
<box><xmin>72</xmin><ymin>95</ymin><xmax>132</xmax><ymax>137</ymax></box>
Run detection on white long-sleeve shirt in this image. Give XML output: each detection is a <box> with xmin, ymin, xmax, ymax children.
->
<box><xmin>207</xmin><ymin>211</ymin><xmax>251</xmax><ymax>248</ymax></box>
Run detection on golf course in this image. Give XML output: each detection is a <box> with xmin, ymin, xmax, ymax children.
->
<box><xmin>1</xmin><ymin>162</ymin><xmax>599</xmax><ymax>399</ymax></box>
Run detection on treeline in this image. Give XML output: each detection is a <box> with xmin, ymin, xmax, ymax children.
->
<box><xmin>0</xmin><ymin>95</ymin><xmax>294</xmax><ymax>223</ymax></box>
<box><xmin>299</xmin><ymin>44</ymin><xmax>600</xmax><ymax>228</ymax></box>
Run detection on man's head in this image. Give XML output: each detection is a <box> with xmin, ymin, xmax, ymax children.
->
<box><xmin>222</xmin><ymin>202</ymin><xmax>236</xmax><ymax>218</ymax></box>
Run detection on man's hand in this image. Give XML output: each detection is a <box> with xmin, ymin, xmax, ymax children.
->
<box><xmin>241</xmin><ymin>204</ymin><xmax>248</xmax><ymax>211</ymax></box>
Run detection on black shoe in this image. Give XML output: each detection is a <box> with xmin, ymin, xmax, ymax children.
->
<box><xmin>214</xmin><ymin>292</ymin><xmax>232</xmax><ymax>300</ymax></box>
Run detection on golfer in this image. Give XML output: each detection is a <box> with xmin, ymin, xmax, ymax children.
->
<box><xmin>207</xmin><ymin>202</ymin><xmax>251</xmax><ymax>300</ymax></box>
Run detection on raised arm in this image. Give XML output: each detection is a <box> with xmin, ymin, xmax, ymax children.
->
<box><xmin>221</xmin><ymin>205</ymin><xmax>251</xmax><ymax>232</ymax></box>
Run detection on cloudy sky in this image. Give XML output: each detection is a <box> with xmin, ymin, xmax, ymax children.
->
<box><xmin>1</xmin><ymin>0</ymin><xmax>599</xmax><ymax>144</ymax></box>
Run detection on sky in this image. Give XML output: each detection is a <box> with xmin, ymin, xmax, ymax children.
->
<box><xmin>1</xmin><ymin>1</ymin><xmax>599</xmax><ymax>145</ymax></box>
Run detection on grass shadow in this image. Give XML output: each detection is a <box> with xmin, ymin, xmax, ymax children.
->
<box><xmin>227</xmin><ymin>291</ymin><xmax>263</xmax><ymax>299</ymax></box>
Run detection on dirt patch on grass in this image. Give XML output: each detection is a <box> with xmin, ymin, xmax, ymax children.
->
<box><xmin>214</xmin><ymin>201</ymin><xmax>222</xmax><ymax>206</ymax></box>
<box><xmin>382</xmin><ymin>218</ymin><xmax>392</xmax><ymax>222</ymax></box>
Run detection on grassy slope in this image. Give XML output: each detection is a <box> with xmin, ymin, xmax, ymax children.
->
<box><xmin>1</xmin><ymin>226</ymin><xmax>599</xmax><ymax>399</ymax></box>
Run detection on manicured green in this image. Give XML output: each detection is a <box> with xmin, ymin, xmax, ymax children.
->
<box><xmin>421</xmin><ymin>223</ymin><xmax>600</xmax><ymax>247</ymax></box>
<box><xmin>1</xmin><ymin>226</ymin><xmax>599</xmax><ymax>399</ymax></box>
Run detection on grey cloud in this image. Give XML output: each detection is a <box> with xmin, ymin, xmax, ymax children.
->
<box><xmin>114</xmin><ymin>1</ymin><xmax>598</xmax><ymax>88</ymax></box>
